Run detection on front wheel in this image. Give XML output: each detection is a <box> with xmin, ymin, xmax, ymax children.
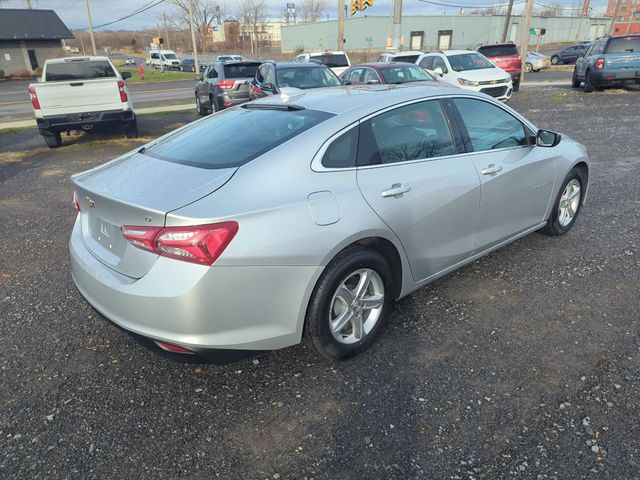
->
<box><xmin>524</xmin><ymin>62</ymin><xmax>533</xmax><ymax>73</ymax></box>
<box><xmin>539</xmin><ymin>169</ymin><xmax>585</xmax><ymax>236</ymax></box>
<box><xmin>306</xmin><ymin>247</ymin><xmax>393</xmax><ymax>360</ymax></box>
<box><xmin>512</xmin><ymin>80</ymin><xmax>520</xmax><ymax>92</ymax></box>
<box><xmin>551</xmin><ymin>56</ymin><xmax>560</xmax><ymax>65</ymax></box>
<box><xmin>571</xmin><ymin>69</ymin><xmax>581</xmax><ymax>88</ymax></box>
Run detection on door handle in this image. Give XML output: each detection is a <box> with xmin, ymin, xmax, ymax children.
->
<box><xmin>381</xmin><ymin>183</ymin><xmax>411</xmax><ymax>198</ymax></box>
<box><xmin>480</xmin><ymin>164</ymin><xmax>503</xmax><ymax>175</ymax></box>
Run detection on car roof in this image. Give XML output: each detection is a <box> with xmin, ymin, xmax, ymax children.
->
<box><xmin>478</xmin><ymin>43</ymin><xmax>516</xmax><ymax>48</ymax></box>
<box><xmin>354</xmin><ymin>62</ymin><xmax>422</xmax><ymax>68</ymax></box>
<box><xmin>424</xmin><ymin>50</ymin><xmax>473</xmax><ymax>56</ymax></box>
<box><xmin>393</xmin><ymin>50</ymin><xmax>423</xmax><ymax>56</ymax></box>
<box><xmin>305</xmin><ymin>51</ymin><xmax>347</xmax><ymax>55</ymax></box>
<box><xmin>272</xmin><ymin>62</ymin><xmax>330</xmax><ymax>69</ymax></box>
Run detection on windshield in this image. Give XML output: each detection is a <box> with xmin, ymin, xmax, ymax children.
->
<box><xmin>477</xmin><ymin>45</ymin><xmax>519</xmax><ymax>57</ymax></box>
<box><xmin>393</xmin><ymin>54</ymin><xmax>420</xmax><ymax>63</ymax></box>
<box><xmin>606</xmin><ymin>36</ymin><xmax>640</xmax><ymax>53</ymax></box>
<box><xmin>448</xmin><ymin>53</ymin><xmax>495</xmax><ymax>72</ymax></box>
<box><xmin>144</xmin><ymin>107</ymin><xmax>334</xmax><ymax>169</ymax></box>
<box><xmin>309</xmin><ymin>53</ymin><xmax>349</xmax><ymax>68</ymax></box>
<box><xmin>223</xmin><ymin>63</ymin><xmax>260</xmax><ymax>78</ymax></box>
<box><xmin>45</xmin><ymin>61</ymin><xmax>116</xmax><ymax>81</ymax></box>
<box><xmin>380</xmin><ymin>65</ymin><xmax>435</xmax><ymax>84</ymax></box>
<box><xmin>276</xmin><ymin>67</ymin><xmax>341</xmax><ymax>89</ymax></box>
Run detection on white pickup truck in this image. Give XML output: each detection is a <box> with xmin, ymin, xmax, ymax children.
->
<box><xmin>27</xmin><ymin>56</ymin><xmax>137</xmax><ymax>148</ymax></box>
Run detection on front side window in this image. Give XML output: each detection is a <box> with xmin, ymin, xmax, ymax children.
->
<box><xmin>357</xmin><ymin>100</ymin><xmax>456</xmax><ymax>166</ymax></box>
<box><xmin>432</xmin><ymin>56</ymin><xmax>448</xmax><ymax>73</ymax></box>
<box><xmin>453</xmin><ymin>98</ymin><xmax>528</xmax><ymax>152</ymax></box>
<box><xmin>322</xmin><ymin>127</ymin><xmax>359</xmax><ymax>168</ymax></box>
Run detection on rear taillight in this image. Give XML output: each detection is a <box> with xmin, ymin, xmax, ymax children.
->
<box><xmin>72</xmin><ymin>191</ymin><xmax>81</xmax><ymax>212</ymax></box>
<box><xmin>251</xmin><ymin>84</ymin><xmax>262</xmax><ymax>95</ymax></box>
<box><xmin>217</xmin><ymin>80</ymin><xmax>235</xmax><ymax>89</ymax></box>
<box><xmin>117</xmin><ymin>80</ymin><xmax>128</xmax><ymax>102</ymax></box>
<box><xmin>595</xmin><ymin>58</ymin><xmax>605</xmax><ymax>69</ymax></box>
<box><xmin>121</xmin><ymin>222</ymin><xmax>238</xmax><ymax>266</ymax></box>
<box><xmin>27</xmin><ymin>86</ymin><xmax>40</xmax><ymax>110</ymax></box>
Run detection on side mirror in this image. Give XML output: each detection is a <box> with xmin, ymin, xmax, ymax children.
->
<box><xmin>121</xmin><ymin>71</ymin><xmax>132</xmax><ymax>80</ymax></box>
<box><xmin>536</xmin><ymin>129</ymin><xmax>561</xmax><ymax>147</ymax></box>
<box><xmin>433</xmin><ymin>66</ymin><xmax>444</xmax><ymax>76</ymax></box>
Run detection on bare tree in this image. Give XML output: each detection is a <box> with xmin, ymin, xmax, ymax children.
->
<box><xmin>537</xmin><ymin>2</ymin><xmax>564</xmax><ymax>16</ymax></box>
<box><xmin>298</xmin><ymin>0</ymin><xmax>328</xmax><ymax>23</ymax></box>
<box><xmin>237</xmin><ymin>0</ymin><xmax>267</xmax><ymax>54</ymax></box>
<box><xmin>170</xmin><ymin>0</ymin><xmax>224</xmax><ymax>53</ymax></box>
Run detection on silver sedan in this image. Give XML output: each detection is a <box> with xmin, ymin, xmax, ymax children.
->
<box><xmin>70</xmin><ymin>84</ymin><xmax>590</xmax><ymax>362</ymax></box>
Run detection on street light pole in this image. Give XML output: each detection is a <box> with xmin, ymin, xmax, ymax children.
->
<box><xmin>519</xmin><ymin>0</ymin><xmax>534</xmax><ymax>82</ymax></box>
<box><xmin>187</xmin><ymin>0</ymin><xmax>201</xmax><ymax>74</ymax></box>
<box><xmin>392</xmin><ymin>0</ymin><xmax>403</xmax><ymax>50</ymax></box>
<box><xmin>338</xmin><ymin>0</ymin><xmax>345</xmax><ymax>51</ymax></box>
<box><xmin>84</xmin><ymin>0</ymin><xmax>97</xmax><ymax>55</ymax></box>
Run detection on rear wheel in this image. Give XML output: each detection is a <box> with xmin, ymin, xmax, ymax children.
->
<box><xmin>524</xmin><ymin>62</ymin><xmax>533</xmax><ymax>73</ymax></box>
<box><xmin>513</xmin><ymin>79</ymin><xmax>520</xmax><ymax>92</ymax></box>
<box><xmin>539</xmin><ymin>169</ymin><xmax>585</xmax><ymax>236</ymax></box>
<box><xmin>306</xmin><ymin>247</ymin><xmax>393</xmax><ymax>360</ymax></box>
<box><xmin>583</xmin><ymin>71</ymin><xmax>595</xmax><ymax>93</ymax></box>
<box><xmin>571</xmin><ymin>69</ymin><xmax>581</xmax><ymax>88</ymax></box>
<box><xmin>43</xmin><ymin>132</ymin><xmax>62</xmax><ymax>148</ymax></box>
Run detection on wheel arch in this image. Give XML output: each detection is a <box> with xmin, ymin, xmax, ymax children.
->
<box><xmin>571</xmin><ymin>161</ymin><xmax>589</xmax><ymax>204</ymax></box>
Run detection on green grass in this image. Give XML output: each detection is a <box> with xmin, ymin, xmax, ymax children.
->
<box><xmin>113</xmin><ymin>64</ymin><xmax>197</xmax><ymax>84</ymax></box>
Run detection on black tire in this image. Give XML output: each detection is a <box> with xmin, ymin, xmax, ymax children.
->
<box><xmin>196</xmin><ymin>95</ymin><xmax>207</xmax><ymax>115</ymax></box>
<box><xmin>125</xmin><ymin>120</ymin><xmax>139</xmax><ymax>138</ymax></box>
<box><xmin>43</xmin><ymin>132</ymin><xmax>62</xmax><ymax>148</ymax></box>
<box><xmin>571</xmin><ymin>69</ymin><xmax>581</xmax><ymax>88</ymax></box>
<box><xmin>524</xmin><ymin>62</ymin><xmax>533</xmax><ymax>73</ymax></box>
<box><xmin>551</xmin><ymin>56</ymin><xmax>560</xmax><ymax>65</ymax></box>
<box><xmin>306</xmin><ymin>247</ymin><xmax>394</xmax><ymax>360</ymax></box>
<box><xmin>583</xmin><ymin>71</ymin><xmax>595</xmax><ymax>93</ymax></box>
<box><xmin>533</xmin><ymin>68</ymin><xmax>541</xmax><ymax>72</ymax></box>
<box><xmin>513</xmin><ymin>80</ymin><xmax>520</xmax><ymax>92</ymax></box>
<box><xmin>538</xmin><ymin>169</ymin><xmax>585</xmax><ymax>236</ymax></box>
<box><xmin>209</xmin><ymin>94</ymin><xmax>217</xmax><ymax>113</ymax></box>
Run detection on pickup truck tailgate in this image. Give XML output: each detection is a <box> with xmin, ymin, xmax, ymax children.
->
<box><xmin>35</xmin><ymin>79</ymin><xmax>126</xmax><ymax>117</ymax></box>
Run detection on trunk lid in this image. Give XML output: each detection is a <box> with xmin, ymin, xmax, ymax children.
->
<box><xmin>72</xmin><ymin>152</ymin><xmax>236</xmax><ymax>278</ymax></box>
<box><xmin>223</xmin><ymin>62</ymin><xmax>260</xmax><ymax>101</ymax></box>
<box><xmin>36</xmin><ymin>79</ymin><xmax>125</xmax><ymax>116</ymax></box>
<box><xmin>602</xmin><ymin>52</ymin><xmax>640</xmax><ymax>71</ymax></box>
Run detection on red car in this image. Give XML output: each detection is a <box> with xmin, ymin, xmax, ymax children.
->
<box><xmin>339</xmin><ymin>62</ymin><xmax>437</xmax><ymax>85</ymax></box>
<box><xmin>477</xmin><ymin>43</ymin><xmax>522</xmax><ymax>91</ymax></box>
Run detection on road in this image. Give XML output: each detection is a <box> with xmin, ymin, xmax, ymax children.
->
<box><xmin>1</xmin><ymin>85</ymin><xmax>639</xmax><ymax>479</ymax></box>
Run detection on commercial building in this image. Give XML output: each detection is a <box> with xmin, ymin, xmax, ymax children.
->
<box><xmin>606</xmin><ymin>0</ymin><xmax>640</xmax><ymax>34</ymax></box>
<box><xmin>281</xmin><ymin>14</ymin><xmax>611</xmax><ymax>53</ymax></box>
<box><xmin>0</xmin><ymin>8</ymin><xmax>73</xmax><ymax>76</ymax></box>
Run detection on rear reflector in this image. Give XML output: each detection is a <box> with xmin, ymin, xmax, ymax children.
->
<box><xmin>155</xmin><ymin>341</ymin><xmax>195</xmax><ymax>354</ymax></box>
<box><xmin>121</xmin><ymin>221</ymin><xmax>239</xmax><ymax>266</ymax></box>
<box><xmin>27</xmin><ymin>86</ymin><xmax>41</xmax><ymax>110</ymax></box>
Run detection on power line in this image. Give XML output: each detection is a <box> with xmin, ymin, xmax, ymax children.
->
<box><xmin>75</xmin><ymin>0</ymin><xmax>167</xmax><ymax>30</ymax></box>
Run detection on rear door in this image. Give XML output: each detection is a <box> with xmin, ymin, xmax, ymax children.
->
<box><xmin>356</xmin><ymin>99</ymin><xmax>481</xmax><ymax>282</ymax></box>
<box><xmin>451</xmin><ymin>97</ymin><xmax>556</xmax><ymax>251</ymax></box>
<box><xmin>222</xmin><ymin>61</ymin><xmax>261</xmax><ymax>102</ymax></box>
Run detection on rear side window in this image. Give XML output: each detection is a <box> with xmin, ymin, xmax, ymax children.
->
<box><xmin>358</xmin><ymin>100</ymin><xmax>456</xmax><ymax>166</ymax></box>
<box><xmin>605</xmin><ymin>36</ymin><xmax>640</xmax><ymax>53</ymax></box>
<box><xmin>145</xmin><ymin>107</ymin><xmax>334</xmax><ymax>169</ymax></box>
<box><xmin>45</xmin><ymin>61</ymin><xmax>116</xmax><ymax>81</ymax></box>
<box><xmin>478</xmin><ymin>45</ymin><xmax>519</xmax><ymax>57</ymax></box>
<box><xmin>310</xmin><ymin>53</ymin><xmax>349</xmax><ymax>68</ymax></box>
<box><xmin>223</xmin><ymin>63</ymin><xmax>260</xmax><ymax>78</ymax></box>
<box><xmin>453</xmin><ymin>98</ymin><xmax>527</xmax><ymax>151</ymax></box>
<box><xmin>322</xmin><ymin>127</ymin><xmax>359</xmax><ymax>168</ymax></box>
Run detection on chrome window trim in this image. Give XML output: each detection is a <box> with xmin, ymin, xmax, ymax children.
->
<box><xmin>310</xmin><ymin>93</ymin><xmax>538</xmax><ymax>173</ymax></box>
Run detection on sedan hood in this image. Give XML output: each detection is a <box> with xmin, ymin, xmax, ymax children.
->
<box><xmin>456</xmin><ymin>68</ymin><xmax>511</xmax><ymax>83</ymax></box>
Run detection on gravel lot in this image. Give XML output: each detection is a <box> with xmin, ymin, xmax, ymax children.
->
<box><xmin>1</xmin><ymin>86</ymin><xmax>639</xmax><ymax>480</ymax></box>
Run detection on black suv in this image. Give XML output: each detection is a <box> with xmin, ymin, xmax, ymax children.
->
<box><xmin>249</xmin><ymin>61</ymin><xmax>341</xmax><ymax>100</ymax></box>
<box><xmin>550</xmin><ymin>44</ymin><xmax>592</xmax><ymax>65</ymax></box>
<box><xmin>195</xmin><ymin>60</ymin><xmax>261</xmax><ymax>114</ymax></box>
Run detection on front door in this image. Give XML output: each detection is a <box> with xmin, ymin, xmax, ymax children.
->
<box><xmin>356</xmin><ymin>99</ymin><xmax>481</xmax><ymax>282</ymax></box>
<box><xmin>451</xmin><ymin>98</ymin><xmax>556</xmax><ymax>251</ymax></box>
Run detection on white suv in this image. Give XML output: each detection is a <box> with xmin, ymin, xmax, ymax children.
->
<box><xmin>416</xmin><ymin>50</ymin><xmax>513</xmax><ymax>101</ymax></box>
<box><xmin>293</xmin><ymin>51</ymin><xmax>351</xmax><ymax>76</ymax></box>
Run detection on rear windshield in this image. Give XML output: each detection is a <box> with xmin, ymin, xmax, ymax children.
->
<box><xmin>223</xmin><ymin>63</ymin><xmax>260</xmax><ymax>78</ymax></box>
<box><xmin>393</xmin><ymin>54</ymin><xmax>420</xmax><ymax>63</ymax></box>
<box><xmin>144</xmin><ymin>107</ymin><xmax>334</xmax><ymax>169</ymax></box>
<box><xmin>477</xmin><ymin>45</ymin><xmax>519</xmax><ymax>57</ymax></box>
<box><xmin>380</xmin><ymin>65</ymin><xmax>435</xmax><ymax>83</ymax></box>
<box><xmin>45</xmin><ymin>61</ymin><xmax>116</xmax><ymax>81</ymax></box>
<box><xmin>276</xmin><ymin>67</ymin><xmax>341</xmax><ymax>89</ymax></box>
<box><xmin>309</xmin><ymin>53</ymin><xmax>349</xmax><ymax>68</ymax></box>
<box><xmin>605</xmin><ymin>36</ymin><xmax>640</xmax><ymax>53</ymax></box>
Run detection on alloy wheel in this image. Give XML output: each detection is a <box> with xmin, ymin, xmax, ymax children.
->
<box><xmin>558</xmin><ymin>179</ymin><xmax>581</xmax><ymax>226</ymax></box>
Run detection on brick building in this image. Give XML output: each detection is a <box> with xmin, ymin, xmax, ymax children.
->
<box><xmin>606</xmin><ymin>0</ymin><xmax>640</xmax><ymax>34</ymax></box>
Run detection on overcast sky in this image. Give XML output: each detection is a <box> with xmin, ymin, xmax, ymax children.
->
<box><xmin>1</xmin><ymin>0</ymin><xmax>610</xmax><ymax>31</ymax></box>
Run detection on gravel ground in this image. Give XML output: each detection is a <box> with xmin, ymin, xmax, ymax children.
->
<box><xmin>1</xmin><ymin>86</ymin><xmax>639</xmax><ymax>480</ymax></box>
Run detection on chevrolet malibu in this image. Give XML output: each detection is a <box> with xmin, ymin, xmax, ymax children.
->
<box><xmin>70</xmin><ymin>84</ymin><xmax>590</xmax><ymax>362</ymax></box>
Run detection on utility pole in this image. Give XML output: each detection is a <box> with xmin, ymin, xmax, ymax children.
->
<box><xmin>25</xmin><ymin>0</ymin><xmax>33</xmax><ymax>8</ymax></box>
<box><xmin>608</xmin><ymin>0</ymin><xmax>623</xmax><ymax>35</ymax></box>
<box><xmin>163</xmin><ymin>12</ymin><xmax>171</xmax><ymax>50</ymax></box>
<box><xmin>501</xmin><ymin>0</ymin><xmax>514</xmax><ymax>43</ymax></box>
<box><xmin>337</xmin><ymin>0</ymin><xmax>345</xmax><ymax>51</ymax></box>
<box><xmin>392</xmin><ymin>0</ymin><xmax>403</xmax><ymax>50</ymax></box>
<box><xmin>519</xmin><ymin>0</ymin><xmax>534</xmax><ymax>82</ymax></box>
<box><xmin>84</xmin><ymin>0</ymin><xmax>97</xmax><ymax>55</ymax></box>
<box><xmin>187</xmin><ymin>0</ymin><xmax>201</xmax><ymax>74</ymax></box>
<box><xmin>580</xmin><ymin>0</ymin><xmax>590</xmax><ymax>17</ymax></box>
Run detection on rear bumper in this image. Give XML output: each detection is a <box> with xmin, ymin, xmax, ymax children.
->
<box><xmin>508</xmin><ymin>71</ymin><xmax>521</xmax><ymax>83</ymax></box>
<box><xmin>214</xmin><ymin>92</ymin><xmax>250</xmax><ymax>109</ymax></box>
<box><xmin>37</xmin><ymin>109</ymin><xmax>135</xmax><ymax>133</ymax></box>
<box><xmin>69</xmin><ymin>216</ymin><xmax>322</xmax><ymax>361</ymax></box>
<box><xmin>589</xmin><ymin>69</ymin><xmax>640</xmax><ymax>86</ymax></box>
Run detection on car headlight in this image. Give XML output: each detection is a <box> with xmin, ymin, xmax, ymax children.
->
<box><xmin>457</xmin><ymin>78</ymin><xmax>479</xmax><ymax>86</ymax></box>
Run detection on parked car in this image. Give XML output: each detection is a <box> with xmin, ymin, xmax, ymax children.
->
<box><xmin>27</xmin><ymin>56</ymin><xmax>136</xmax><ymax>148</ymax></box>
<box><xmin>180</xmin><ymin>57</ymin><xmax>207</xmax><ymax>72</ymax></box>
<box><xmin>147</xmin><ymin>49</ymin><xmax>181</xmax><ymax>70</ymax></box>
<box><xmin>217</xmin><ymin>55</ymin><xmax>246</xmax><ymax>62</ymax></box>
<box><xmin>249</xmin><ymin>62</ymin><xmax>341</xmax><ymax>99</ymax></box>
<box><xmin>573</xmin><ymin>34</ymin><xmax>640</xmax><ymax>92</ymax></box>
<box><xmin>477</xmin><ymin>43</ymin><xmax>522</xmax><ymax>91</ymax></box>
<box><xmin>524</xmin><ymin>51</ymin><xmax>549</xmax><ymax>72</ymax></box>
<box><xmin>293</xmin><ymin>51</ymin><xmax>351</xmax><ymax>76</ymax></box>
<box><xmin>389</xmin><ymin>50</ymin><xmax>424</xmax><ymax>64</ymax></box>
<box><xmin>340</xmin><ymin>62</ymin><xmax>437</xmax><ymax>85</ymax></box>
<box><xmin>377</xmin><ymin>52</ymin><xmax>396</xmax><ymax>63</ymax></box>
<box><xmin>550</xmin><ymin>44</ymin><xmax>592</xmax><ymax>65</ymax></box>
<box><xmin>195</xmin><ymin>60</ymin><xmax>261</xmax><ymax>114</ymax></box>
<box><xmin>417</xmin><ymin>50</ymin><xmax>513</xmax><ymax>101</ymax></box>
<box><xmin>69</xmin><ymin>84</ymin><xmax>590</xmax><ymax>363</ymax></box>
<box><xmin>125</xmin><ymin>56</ymin><xmax>135</xmax><ymax>65</ymax></box>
